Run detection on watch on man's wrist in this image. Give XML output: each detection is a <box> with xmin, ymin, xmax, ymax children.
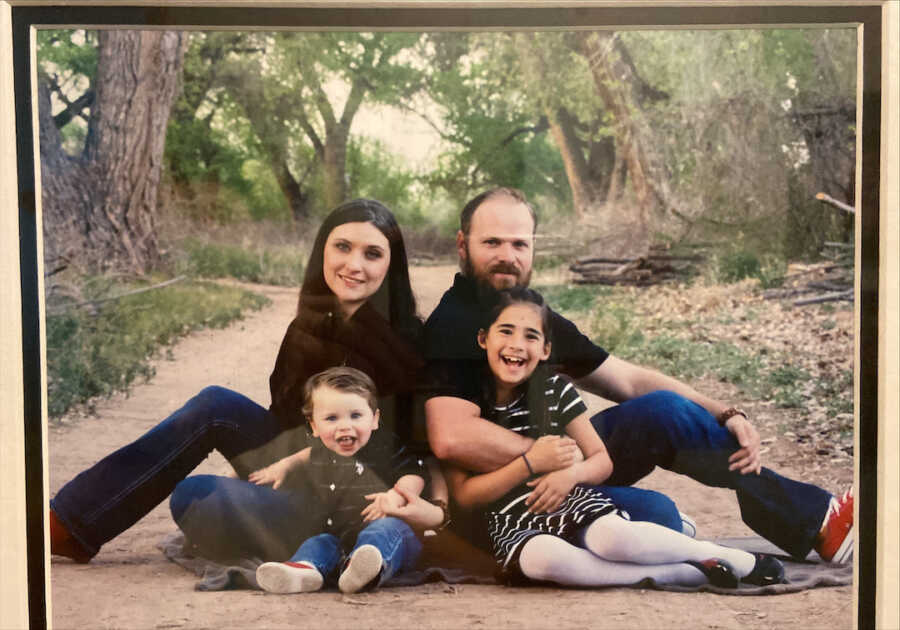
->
<box><xmin>716</xmin><ymin>407</ymin><xmax>748</xmax><ymax>426</ymax></box>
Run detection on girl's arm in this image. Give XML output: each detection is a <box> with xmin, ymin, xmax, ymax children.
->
<box><xmin>563</xmin><ymin>412</ymin><xmax>614</xmax><ymax>485</ymax></box>
<box><xmin>444</xmin><ymin>434</ymin><xmax>579</xmax><ymax>509</ymax></box>
<box><xmin>524</xmin><ymin>412</ymin><xmax>613</xmax><ymax>514</ymax></box>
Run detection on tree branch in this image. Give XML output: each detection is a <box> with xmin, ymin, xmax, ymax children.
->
<box><xmin>53</xmin><ymin>89</ymin><xmax>96</xmax><ymax>128</ymax></box>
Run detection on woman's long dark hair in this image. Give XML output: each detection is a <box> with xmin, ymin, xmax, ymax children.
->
<box><xmin>480</xmin><ymin>287</ymin><xmax>554</xmax><ymax>436</ymax></box>
<box><xmin>298</xmin><ymin>198</ymin><xmax>421</xmax><ymax>341</ymax></box>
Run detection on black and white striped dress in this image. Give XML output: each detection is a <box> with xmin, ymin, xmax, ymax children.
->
<box><xmin>481</xmin><ymin>374</ymin><xmax>619</xmax><ymax>580</ymax></box>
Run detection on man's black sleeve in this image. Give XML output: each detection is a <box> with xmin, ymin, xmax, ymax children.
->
<box><xmin>548</xmin><ymin>309</ymin><xmax>610</xmax><ymax>380</ymax></box>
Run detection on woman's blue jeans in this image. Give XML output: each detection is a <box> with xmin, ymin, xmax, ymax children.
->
<box><xmin>50</xmin><ymin>386</ymin><xmax>297</xmax><ymax>557</ymax></box>
<box><xmin>592</xmin><ymin>390</ymin><xmax>833</xmax><ymax>558</ymax></box>
<box><xmin>291</xmin><ymin>518</ymin><xmax>422</xmax><ymax>586</ymax></box>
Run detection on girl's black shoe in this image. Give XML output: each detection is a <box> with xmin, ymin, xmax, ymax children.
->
<box><xmin>742</xmin><ymin>553</ymin><xmax>786</xmax><ymax>586</ymax></box>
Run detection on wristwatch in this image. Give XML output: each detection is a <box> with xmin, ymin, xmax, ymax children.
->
<box><xmin>428</xmin><ymin>498</ymin><xmax>452</xmax><ymax>532</ymax></box>
<box><xmin>716</xmin><ymin>407</ymin><xmax>748</xmax><ymax>426</ymax></box>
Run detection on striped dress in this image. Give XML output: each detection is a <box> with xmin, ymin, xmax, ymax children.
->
<box><xmin>481</xmin><ymin>374</ymin><xmax>619</xmax><ymax>580</ymax></box>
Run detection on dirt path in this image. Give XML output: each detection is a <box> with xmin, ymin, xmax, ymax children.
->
<box><xmin>48</xmin><ymin>266</ymin><xmax>853</xmax><ymax>629</ymax></box>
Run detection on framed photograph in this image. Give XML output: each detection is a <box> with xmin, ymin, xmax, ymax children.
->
<box><xmin>1</xmin><ymin>2</ymin><xmax>896</xmax><ymax>629</ymax></box>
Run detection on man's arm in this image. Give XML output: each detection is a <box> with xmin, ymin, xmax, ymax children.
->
<box><xmin>576</xmin><ymin>355</ymin><xmax>761</xmax><ymax>474</ymax></box>
<box><xmin>425</xmin><ymin>396</ymin><xmax>534</xmax><ymax>473</ymax></box>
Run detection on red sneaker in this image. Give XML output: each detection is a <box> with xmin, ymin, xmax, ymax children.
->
<box><xmin>815</xmin><ymin>489</ymin><xmax>854</xmax><ymax>563</ymax></box>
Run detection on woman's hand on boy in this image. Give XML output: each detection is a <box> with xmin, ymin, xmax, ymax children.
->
<box><xmin>524</xmin><ymin>467</ymin><xmax>577</xmax><ymax>514</ymax></box>
<box><xmin>526</xmin><ymin>435</ymin><xmax>579</xmax><ymax>473</ymax></box>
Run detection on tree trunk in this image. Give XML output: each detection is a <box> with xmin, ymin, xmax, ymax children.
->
<box><xmin>575</xmin><ymin>31</ymin><xmax>656</xmax><ymax>258</ymax></box>
<box><xmin>40</xmin><ymin>30</ymin><xmax>186</xmax><ymax>273</ymax></box>
<box><xmin>545</xmin><ymin>107</ymin><xmax>615</xmax><ymax>221</ymax></box>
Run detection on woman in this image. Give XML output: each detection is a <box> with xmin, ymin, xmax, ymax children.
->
<box><xmin>50</xmin><ymin>199</ymin><xmax>432</xmax><ymax>564</ymax></box>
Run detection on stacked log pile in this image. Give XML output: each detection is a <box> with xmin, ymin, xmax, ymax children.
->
<box><xmin>763</xmin><ymin>193</ymin><xmax>855</xmax><ymax>306</ymax></box>
<box><xmin>762</xmin><ymin>244</ymin><xmax>854</xmax><ymax>306</ymax></box>
<box><xmin>570</xmin><ymin>247</ymin><xmax>704</xmax><ymax>286</ymax></box>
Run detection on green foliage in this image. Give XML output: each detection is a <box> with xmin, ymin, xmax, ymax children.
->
<box><xmin>713</xmin><ymin>250</ymin><xmax>786</xmax><ymax>288</ymax></box>
<box><xmin>421</xmin><ymin>32</ymin><xmax>571</xmax><ymax>208</ymax></box>
<box><xmin>717</xmin><ymin>250</ymin><xmax>761</xmax><ymax>283</ymax></box>
<box><xmin>346</xmin><ymin>138</ymin><xmax>417</xmax><ymax>221</ymax></box>
<box><xmin>46</xmin><ymin>278</ymin><xmax>269</xmax><ymax>418</ymax></box>
<box><xmin>37</xmin><ymin>30</ymin><xmax>98</xmax><ymax>80</ymax></box>
<box><xmin>175</xmin><ymin>238</ymin><xmax>304</xmax><ymax>286</ymax></box>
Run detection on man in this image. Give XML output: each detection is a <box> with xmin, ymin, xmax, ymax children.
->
<box><xmin>424</xmin><ymin>187</ymin><xmax>853</xmax><ymax>563</ymax></box>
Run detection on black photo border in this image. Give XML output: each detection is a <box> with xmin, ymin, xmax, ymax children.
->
<box><xmin>4</xmin><ymin>3</ymin><xmax>888</xmax><ymax>628</ymax></box>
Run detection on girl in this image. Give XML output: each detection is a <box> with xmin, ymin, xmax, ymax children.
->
<box><xmin>443</xmin><ymin>287</ymin><xmax>785</xmax><ymax>588</ymax></box>
<box><xmin>49</xmin><ymin>199</ymin><xmax>439</xmax><ymax>565</ymax></box>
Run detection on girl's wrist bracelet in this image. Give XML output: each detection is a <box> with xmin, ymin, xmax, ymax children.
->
<box><xmin>521</xmin><ymin>453</ymin><xmax>535</xmax><ymax>475</ymax></box>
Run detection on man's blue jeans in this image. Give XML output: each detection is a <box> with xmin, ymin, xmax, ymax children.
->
<box><xmin>592</xmin><ymin>390</ymin><xmax>833</xmax><ymax>558</ymax></box>
<box><xmin>291</xmin><ymin>518</ymin><xmax>422</xmax><ymax>586</ymax></box>
<box><xmin>51</xmin><ymin>386</ymin><xmax>295</xmax><ymax>557</ymax></box>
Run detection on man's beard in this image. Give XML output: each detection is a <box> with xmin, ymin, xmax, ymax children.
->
<box><xmin>461</xmin><ymin>242</ymin><xmax>531</xmax><ymax>301</ymax></box>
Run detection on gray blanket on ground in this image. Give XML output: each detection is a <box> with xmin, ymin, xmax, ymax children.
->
<box><xmin>158</xmin><ymin>531</ymin><xmax>851</xmax><ymax>595</ymax></box>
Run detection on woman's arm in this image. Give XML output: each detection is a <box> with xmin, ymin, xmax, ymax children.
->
<box><xmin>248</xmin><ymin>447</ymin><xmax>312</xmax><ymax>489</ymax></box>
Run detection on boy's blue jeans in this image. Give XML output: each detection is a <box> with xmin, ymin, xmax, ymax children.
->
<box><xmin>292</xmin><ymin>518</ymin><xmax>422</xmax><ymax>587</ymax></box>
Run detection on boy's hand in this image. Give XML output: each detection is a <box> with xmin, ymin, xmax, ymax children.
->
<box><xmin>248</xmin><ymin>458</ymin><xmax>293</xmax><ymax>490</ymax></box>
<box><xmin>525</xmin><ymin>435</ymin><xmax>579</xmax><ymax>473</ymax></box>
<box><xmin>524</xmin><ymin>467</ymin><xmax>577</xmax><ymax>514</ymax></box>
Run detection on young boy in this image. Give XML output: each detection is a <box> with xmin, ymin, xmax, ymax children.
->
<box><xmin>253</xmin><ymin>367</ymin><xmax>447</xmax><ymax>594</ymax></box>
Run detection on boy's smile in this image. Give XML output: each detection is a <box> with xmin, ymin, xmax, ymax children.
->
<box><xmin>308</xmin><ymin>386</ymin><xmax>380</xmax><ymax>457</ymax></box>
<box><xmin>478</xmin><ymin>303</ymin><xmax>551</xmax><ymax>404</ymax></box>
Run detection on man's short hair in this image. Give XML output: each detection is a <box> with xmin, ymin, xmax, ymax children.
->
<box><xmin>459</xmin><ymin>187</ymin><xmax>538</xmax><ymax>236</ymax></box>
<box><xmin>301</xmin><ymin>366</ymin><xmax>379</xmax><ymax>421</ymax></box>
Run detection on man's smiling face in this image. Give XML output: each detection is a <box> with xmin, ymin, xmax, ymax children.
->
<box><xmin>458</xmin><ymin>195</ymin><xmax>535</xmax><ymax>291</ymax></box>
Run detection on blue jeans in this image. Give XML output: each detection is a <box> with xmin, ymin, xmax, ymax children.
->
<box><xmin>292</xmin><ymin>518</ymin><xmax>422</xmax><ymax>586</ymax></box>
<box><xmin>592</xmin><ymin>390</ymin><xmax>833</xmax><ymax>558</ymax></box>
<box><xmin>51</xmin><ymin>386</ymin><xmax>299</xmax><ymax>556</ymax></box>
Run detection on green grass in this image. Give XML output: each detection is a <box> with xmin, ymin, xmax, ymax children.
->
<box><xmin>533</xmin><ymin>284</ymin><xmax>606</xmax><ymax>314</ymax></box>
<box><xmin>175</xmin><ymin>238</ymin><xmax>305</xmax><ymax>286</ymax></box>
<box><xmin>46</xmin><ymin>277</ymin><xmax>269</xmax><ymax>418</ymax></box>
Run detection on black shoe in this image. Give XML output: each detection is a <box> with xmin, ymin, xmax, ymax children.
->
<box><xmin>741</xmin><ymin>553</ymin><xmax>785</xmax><ymax>586</ymax></box>
<box><xmin>688</xmin><ymin>558</ymin><xmax>739</xmax><ymax>588</ymax></box>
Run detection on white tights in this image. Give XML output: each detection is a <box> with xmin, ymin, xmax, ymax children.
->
<box><xmin>517</xmin><ymin>513</ymin><xmax>756</xmax><ymax>587</ymax></box>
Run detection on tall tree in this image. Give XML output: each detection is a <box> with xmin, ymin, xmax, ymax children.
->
<box><xmin>39</xmin><ymin>30</ymin><xmax>187</xmax><ymax>272</ymax></box>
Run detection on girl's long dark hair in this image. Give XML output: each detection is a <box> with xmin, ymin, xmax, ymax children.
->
<box><xmin>481</xmin><ymin>287</ymin><xmax>554</xmax><ymax>436</ymax></box>
<box><xmin>299</xmin><ymin>198</ymin><xmax>421</xmax><ymax>341</ymax></box>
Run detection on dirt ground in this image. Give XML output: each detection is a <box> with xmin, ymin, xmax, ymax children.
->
<box><xmin>48</xmin><ymin>265</ymin><xmax>855</xmax><ymax>630</ymax></box>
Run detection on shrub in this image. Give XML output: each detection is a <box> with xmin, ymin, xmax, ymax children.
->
<box><xmin>717</xmin><ymin>250</ymin><xmax>762</xmax><ymax>283</ymax></box>
<box><xmin>46</xmin><ymin>278</ymin><xmax>269</xmax><ymax>418</ymax></box>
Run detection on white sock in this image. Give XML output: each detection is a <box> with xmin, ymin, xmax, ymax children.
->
<box><xmin>518</xmin><ymin>534</ymin><xmax>707</xmax><ymax>587</ymax></box>
<box><xmin>582</xmin><ymin>514</ymin><xmax>756</xmax><ymax>578</ymax></box>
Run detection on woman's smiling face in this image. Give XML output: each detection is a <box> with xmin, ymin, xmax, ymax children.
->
<box><xmin>322</xmin><ymin>221</ymin><xmax>391</xmax><ymax>317</ymax></box>
<box><xmin>478</xmin><ymin>302</ymin><xmax>551</xmax><ymax>403</ymax></box>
